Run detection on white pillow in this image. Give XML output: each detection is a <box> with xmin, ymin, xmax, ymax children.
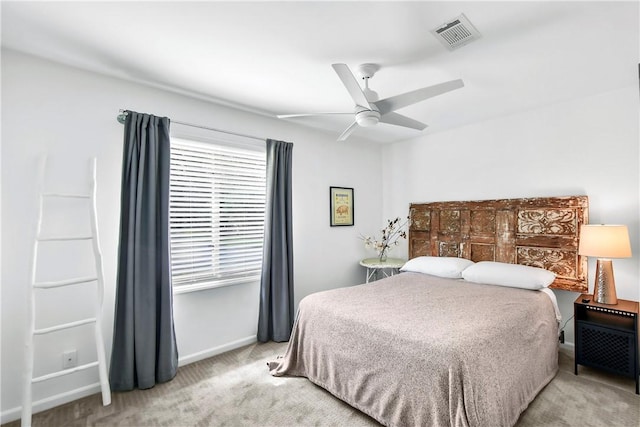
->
<box><xmin>400</xmin><ymin>256</ymin><xmax>475</xmax><ymax>279</ymax></box>
<box><xmin>461</xmin><ymin>261</ymin><xmax>556</xmax><ymax>290</ymax></box>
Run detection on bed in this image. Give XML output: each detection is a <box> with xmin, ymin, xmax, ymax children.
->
<box><xmin>269</xmin><ymin>196</ymin><xmax>589</xmax><ymax>427</ymax></box>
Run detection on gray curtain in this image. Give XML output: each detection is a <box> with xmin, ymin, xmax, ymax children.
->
<box><xmin>258</xmin><ymin>139</ymin><xmax>294</xmax><ymax>342</ymax></box>
<box><xmin>110</xmin><ymin>111</ymin><xmax>178</xmax><ymax>391</ymax></box>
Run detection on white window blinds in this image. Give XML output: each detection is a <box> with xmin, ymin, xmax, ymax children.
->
<box><xmin>169</xmin><ymin>136</ymin><xmax>266</xmax><ymax>291</ymax></box>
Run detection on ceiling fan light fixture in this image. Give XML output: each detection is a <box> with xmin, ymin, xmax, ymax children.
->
<box><xmin>279</xmin><ymin>63</ymin><xmax>462</xmax><ymax>141</ymax></box>
<box><xmin>355</xmin><ymin>110</ymin><xmax>380</xmax><ymax>127</ymax></box>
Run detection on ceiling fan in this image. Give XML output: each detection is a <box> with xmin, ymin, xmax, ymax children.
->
<box><xmin>277</xmin><ymin>63</ymin><xmax>464</xmax><ymax>141</ymax></box>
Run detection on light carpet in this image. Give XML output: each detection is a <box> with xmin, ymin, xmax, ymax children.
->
<box><xmin>4</xmin><ymin>342</ymin><xmax>638</xmax><ymax>426</ymax></box>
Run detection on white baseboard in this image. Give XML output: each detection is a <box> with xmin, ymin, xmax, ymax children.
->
<box><xmin>178</xmin><ymin>335</ymin><xmax>257</xmax><ymax>366</ymax></box>
<box><xmin>2</xmin><ymin>335</ymin><xmax>257</xmax><ymax>424</ymax></box>
<box><xmin>1</xmin><ymin>382</ymin><xmax>102</xmax><ymax>424</ymax></box>
<box><xmin>560</xmin><ymin>341</ymin><xmax>575</xmax><ymax>351</ymax></box>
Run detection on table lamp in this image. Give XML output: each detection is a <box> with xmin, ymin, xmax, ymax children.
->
<box><xmin>578</xmin><ymin>224</ymin><xmax>632</xmax><ymax>305</ymax></box>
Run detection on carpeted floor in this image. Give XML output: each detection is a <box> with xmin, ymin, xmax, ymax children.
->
<box><xmin>5</xmin><ymin>342</ymin><xmax>639</xmax><ymax>426</ymax></box>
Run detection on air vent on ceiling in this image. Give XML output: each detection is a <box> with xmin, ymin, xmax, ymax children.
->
<box><xmin>431</xmin><ymin>13</ymin><xmax>481</xmax><ymax>51</ymax></box>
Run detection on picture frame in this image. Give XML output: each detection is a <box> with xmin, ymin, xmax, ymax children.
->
<box><xmin>329</xmin><ymin>186</ymin><xmax>354</xmax><ymax>226</ymax></box>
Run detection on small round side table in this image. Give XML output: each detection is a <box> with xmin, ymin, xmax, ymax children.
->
<box><xmin>359</xmin><ymin>258</ymin><xmax>406</xmax><ymax>283</ymax></box>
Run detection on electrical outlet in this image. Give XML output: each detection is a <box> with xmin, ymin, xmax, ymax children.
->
<box><xmin>62</xmin><ymin>350</ymin><xmax>77</xmax><ymax>369</ymax></box>
<box><xmin>559</xmin><ymin>330</ymin><xmax>565</xmax><ymax>344</ymax></box>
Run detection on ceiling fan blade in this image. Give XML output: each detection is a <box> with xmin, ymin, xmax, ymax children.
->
<box><xmin>337</xmin><ymin>121</ymin><xmax>359</xmax><ymax>141</ymax></box>
<box><xmin>277</xmin><ymin>112</ymin><xmax>352</xmax><ymax>118</ymax></box>
<box><xmin>379</xmin><ymin>112</ymin><xmax>427</xmax><ymax>131</ymax></box>
<box><xmin>374</xmin><ymin>79</ymin><xmax>464</xmax><ymax>115</ymax></box>
<box><xmin>331</xmin><ymin>63</ymin><xmax>372</xmax><ymax>109</ymax></box>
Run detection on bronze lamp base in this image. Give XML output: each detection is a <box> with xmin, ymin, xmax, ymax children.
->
<box><xmin>593</xmin><ymin>259</ymin><xmax>618</xmax><ymax>305</ymax></box>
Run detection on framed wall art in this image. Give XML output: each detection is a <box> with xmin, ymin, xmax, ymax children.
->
<box><xmin>329</xmin><ymin>186</ymin><xmax>354</xmax><ymax>226</ymax></box>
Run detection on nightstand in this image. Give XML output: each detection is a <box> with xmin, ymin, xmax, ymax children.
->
<box><xmin>574</xmin><ymin>294</ymin><xmax>639</xmax><ymax>394</ymax></box>
<box><xmin>359</xmin><ymin>258</ymin><xmax>405</xmax><ymax>283</ymax></box>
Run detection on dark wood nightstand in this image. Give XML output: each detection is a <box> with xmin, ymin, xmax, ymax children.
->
<box><xmin>574</xmin><ymin>294</ymin><xmax>639</xmax><ymax>394</ymax></box>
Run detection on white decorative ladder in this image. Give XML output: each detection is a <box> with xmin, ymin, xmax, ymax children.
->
<box><xmin>21</xmin><ymin>156</ymin><xmax>111</xmax><ymax>427</ymax></box>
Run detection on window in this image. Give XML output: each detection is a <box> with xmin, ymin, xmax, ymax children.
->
<box><xmin>169</xmin><ymin>134</ymin><xmax>266</xmax><ymax>293</ymax></box>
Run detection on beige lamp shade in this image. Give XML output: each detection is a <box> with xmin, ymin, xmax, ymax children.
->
<box><xmin>578</xmin><ymin>224</ymin><xmax>632</xmax><ymax>258</ymax></box>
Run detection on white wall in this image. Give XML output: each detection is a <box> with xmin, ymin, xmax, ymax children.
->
<box><xmin>382</xmin><ymin>85</ymin><xmax>640</xmax><ymax>345</ymax></box>
<box><xmin>0</xmin><ymin>49</ymin><xmax>383</xmax><ymax>421</ymax></box>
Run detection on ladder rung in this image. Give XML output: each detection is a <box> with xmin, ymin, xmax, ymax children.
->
<box><xmin>42</xmin><ymin>193</ymin><xmax>90</xmax><ymax>199</ymax></box>
<box><xmin>32</xmin><ymin>361</ymin><xmax>99</xmax><ymax>383</ymax></box>
<box><xmin>34</xmin><ymin>276</ymin><xmax>97</xmax><ymax>289</ymax></box>
<box><xmin>37</xmin><ymin>235</ymin><xmax>93</xmax><ymax>241</ymax></box>
<box><xmin>34</xmin><ymin>318</ymin><xmax>96</xmax><ymax>335</ymax></box>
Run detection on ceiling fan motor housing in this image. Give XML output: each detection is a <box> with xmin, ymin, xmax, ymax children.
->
<box><xmin>355</xmin><ymin>109</ymin><xmax>380</xmax><ymax>127</ymax></box>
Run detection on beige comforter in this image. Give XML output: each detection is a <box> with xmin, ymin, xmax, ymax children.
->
<box><xmin>269</xmin><ymin>272</ymin><xmax>559</xmax><ymax>427</ymax></box>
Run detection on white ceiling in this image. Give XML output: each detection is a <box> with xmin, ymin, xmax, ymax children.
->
<box><xmin>2</xmin><ymin>1</ymin><xmax>638</xmax><ymax>143</ymax></box>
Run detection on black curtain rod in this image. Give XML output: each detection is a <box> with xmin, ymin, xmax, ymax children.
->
<box><xmin>117</xmin><ymin>110</ymin><xmax>265</xmax><ymax>142</ymax></box>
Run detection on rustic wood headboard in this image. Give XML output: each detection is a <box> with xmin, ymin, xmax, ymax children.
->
<box><xmin>408</xmin><ymin>195</ymin><xmax>589</xmax><ymax>292</ymax></box>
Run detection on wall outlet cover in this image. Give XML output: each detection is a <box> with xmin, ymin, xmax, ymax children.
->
<box><xmin>62</xmin><ymin>350</ymin><xmax>77</xmax><ymax>369</ymax></box>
